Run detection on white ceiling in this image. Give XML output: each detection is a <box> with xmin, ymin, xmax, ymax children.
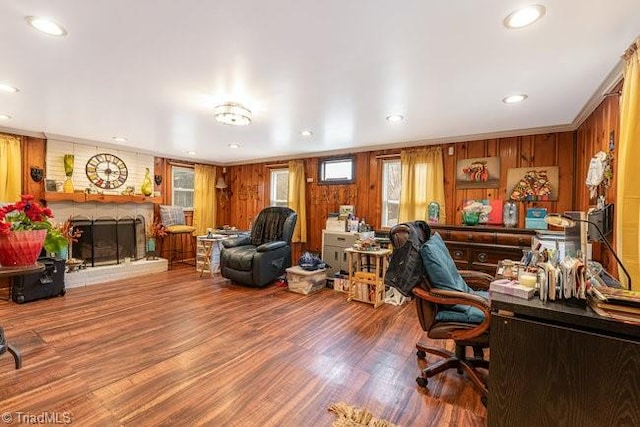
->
<box><xmin>1</xmin><ymin>1</ymin><xmax>638</xmax><ymax>164</ymax></box>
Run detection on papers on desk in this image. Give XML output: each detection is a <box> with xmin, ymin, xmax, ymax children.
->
<box><xmin>588</xmin><ymin>286</ymin><xmax>640</xmax><ymax>325</ymax></box>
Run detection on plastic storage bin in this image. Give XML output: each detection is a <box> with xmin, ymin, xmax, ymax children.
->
<box><xmin>286</xmin><ymin>266</ymin><xmax>327</xmax><ymax>295</ymax></box>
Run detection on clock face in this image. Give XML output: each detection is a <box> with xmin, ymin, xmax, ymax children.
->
<box><xmin>85</xmin><ymin>153</ymin><xmax>128</xmax><ymax>189</ymax></box>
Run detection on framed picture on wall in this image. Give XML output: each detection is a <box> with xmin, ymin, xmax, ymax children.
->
<box><xmin>44</xmin><ymin>179</ymin><xmax>58</xmax><ymax>192</ymax></box>
<box><xmin>506</xmin><ymin>166</ymin><xmax>559</xmax><ymax>201</ymax></box>
<box><xmin>456</xmin><ymin>157</ymin><xmax>501</xmax><ymax>189</ymax></box>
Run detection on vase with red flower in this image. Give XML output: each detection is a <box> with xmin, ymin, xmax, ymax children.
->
<box><xmin>0</xmin><ymin>195</ymin><xmax>66</xmax><ymax>267</ymax></box>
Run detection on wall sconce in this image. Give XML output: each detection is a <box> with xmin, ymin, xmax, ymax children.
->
<box><xmin>216</xmin><ymin>170</ymin><xmax>229</xmax><ymax>199</ymax></box>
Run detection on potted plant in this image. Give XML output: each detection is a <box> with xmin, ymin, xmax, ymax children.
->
<box><xmin>0</xmin><ymin>195</ymin><xmax>67</xmax><ymax>266</ymax></box>
<box><xmin>56</xmin><ymin>217</ymin><xmax>83</xmax><ymax>263</ymax></box>
<box><xmin>146</xmin><ymin>219</ymin><xmax>167</xmax><ymax>259</ymax></box>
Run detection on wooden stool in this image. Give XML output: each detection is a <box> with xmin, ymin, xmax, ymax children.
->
<box><xmin>165</xmin><ymin>225</ymin><xmax>196</xmax><ymax>269</ymax></box>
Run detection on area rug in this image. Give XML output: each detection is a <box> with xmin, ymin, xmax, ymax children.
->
<box><xmin>328</xmin><ymin>402</ymin><xmax>398</xmax><ymax>427</ymax></box>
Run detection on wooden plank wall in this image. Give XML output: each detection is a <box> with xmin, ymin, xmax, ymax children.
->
<box><xmin>13</xmin><ymin>89</ymin><xmax>619</xmax><ymax>269</ymax></box>
<box><xmin>575</xmin><ymin>84</ymin><xmax>622</xmax><ymax>275</ymax></box>
<box><xmin>220</xmin><ymin>131</ymin><xmax>576</xmax><ymax>261</ymax></box>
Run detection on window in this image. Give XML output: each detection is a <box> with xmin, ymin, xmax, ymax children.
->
<box><xmin>319</xmin><ymin>156</ymin><xmax>354</xmax><ymax>184</ymax></box>
<box><xmin>270</xmin><ymin>168</ymin><xmax>289</xmax><ymax>207</ymax></box>
<box><xmin>382</xmin><ymin>159</ymin><xmax>401</xmax><ymax>227</ymax></box>
<box><xmin>172</xmin><ymin>166</ymin><xmax>194</xmax><ymax>210</ymax></box>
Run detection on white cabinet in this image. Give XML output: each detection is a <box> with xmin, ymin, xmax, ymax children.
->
<box><xmin>321</xmin><ymin>230</ymin><xmax>365</xmax><ymax>278</ymax></box>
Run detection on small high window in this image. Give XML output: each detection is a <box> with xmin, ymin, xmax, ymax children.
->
<box><xmin>318</xmin><ymin>156</ymin><xmax>355</xmax><ymax>184</ymax></box>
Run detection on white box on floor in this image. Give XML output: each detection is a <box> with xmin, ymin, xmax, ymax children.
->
<box><xmin>286</xmin><ymin>266</ymin><xmax>327</xmax><ymax>295</ymax></box>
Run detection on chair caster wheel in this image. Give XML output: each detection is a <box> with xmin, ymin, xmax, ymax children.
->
<box><xmin>481</xmin><ymin>396</ymin><xmax>488</xmax><ymax>407</ymax></box>
<box><xmin>416</xmin><ymin>377</ymin><xmax>428</xmax><ymax>388</ymax></box>
<box><xmin>416</xmin><ymin>350</ymin><xmax>426</xmax><ymax>358</ymax></box>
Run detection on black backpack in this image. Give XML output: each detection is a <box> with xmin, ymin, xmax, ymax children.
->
<box><xmin>384</xmin><ymin>221</ymin><xmax>431</xmax><ymax>296</ymax></box>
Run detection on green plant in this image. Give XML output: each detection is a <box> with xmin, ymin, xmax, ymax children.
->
<box><xmin>0</xmin><ymin>194</ymin><xmax>68</xmax><ymax>253</ymax></box>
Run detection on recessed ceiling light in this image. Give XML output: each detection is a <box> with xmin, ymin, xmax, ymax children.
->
<box><xmin>386</xmin><ymin>114</ymin><xmax>404</xmax><ymax>123</ymax></box>
<box><xmin>0</xmin><ymin>84</ymin><xmax>19</xmax><ymax>93</ymax></box>
<box><xmin>503</xmin><ymin>5</ymin><xmax>546</xmax><ymax>29</ymax></box>
<box><xmin>25</xmin><ymin>16</ymin><xmax>68</xmax><ymax>36</ymax></box>
<box><xmin>112</xmin><ymin>136</ymin><xmax>128</xmax><ymax>142</ymax></box>
<box><xmin>300</xmin><ymin>130</ymin><xmax>313</xmax><ymax>137</ymax></box>
<box><xmin>502</xmin><ymin>94</ymin><xmax>528</xmax><ymax>104</ymax></box>
<box><xmin>228</xmin><ymin>143</ymin><xmax>240</xmax><ymax>149</ymax></box>
<box><xmin>0</xmin><ymin>114</ymin><xmax>12</xmax><ymax>120</ymax></box>
<box><xmin>187</xmin><ymin>151</ymin><xmax>196</xmax><ymax>155</ymax></box>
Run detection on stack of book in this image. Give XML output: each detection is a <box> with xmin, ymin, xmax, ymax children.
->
<box><xmin>588</xmin><ymin>286</ymin><xmax>640</xmax><ymax>324</ymax></box>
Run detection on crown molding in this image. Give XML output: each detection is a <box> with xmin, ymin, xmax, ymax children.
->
<box><xmin>571</xmin><ymin>60</ymin><xmax>624</xmax><ymax>129</ymax></box>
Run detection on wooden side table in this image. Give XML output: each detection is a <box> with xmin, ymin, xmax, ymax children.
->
<box><xmin>196</xmin><ymin>236</ymin><xmax>225</xmax><ymax>277</ymax></box>
<box><xmin>344</xmin><ymin>248</ymin><xmax>392</xmax><ymax>308</ymax></box>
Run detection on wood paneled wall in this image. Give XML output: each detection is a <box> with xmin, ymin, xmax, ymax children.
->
<box><xmin>12</xmin><ymin>88</ymin><xmax>620</xmax><ymax>270</ymax></box>
<box><xmin>575</xmin><ymin>84</ymin><xmax>622</xmax><ymax>275</ymax></box>
<box><xmin>220</xmin><ymin>131</ymin><xmax>576</xmax><ymax>260</ymax></box>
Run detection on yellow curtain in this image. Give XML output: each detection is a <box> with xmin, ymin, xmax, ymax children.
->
<box><xmin>0</xmin><ymin>133</ymin><xmax>22</xmax><ymax>201</ymax></box>
<box><xmin>288</xmin><ymin>160</ymin><xmax>307</xmax><ymax>243</ymax></box>
<box><xmin>193</xmin><ymin>164</ymin><xmax>217</xmax><ymax>235</ymax></box>
<box><xmin>399</xmin><ymin>147</ymin><xmax>446</xmax><ymax>223</ymax></box>
<box><xmin>616</xmin><ymin>38</ymin><xmax>640</xmax><ymax>290</ymax></box>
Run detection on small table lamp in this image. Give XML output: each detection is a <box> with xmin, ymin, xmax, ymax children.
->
<box><xmin>545</xmin><ymin>213</ymin><xmax>631</xmax><ymax>290</ymax></box>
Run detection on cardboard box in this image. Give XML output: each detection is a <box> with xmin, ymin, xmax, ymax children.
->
<box><xmin>286</xmin><ymin>266</ymin><xmax>327</xmax><ymax>295</ymax></box>
<box><xmin>489</xmin><ymin>279</ymin><xmax>536</xmax><ymax>299</ymax></box>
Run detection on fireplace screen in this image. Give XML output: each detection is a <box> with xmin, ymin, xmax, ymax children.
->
<box><xmin>71</xmin><ymin>215</ymin><xmax>146</xmax><ymax>267</ymax></box>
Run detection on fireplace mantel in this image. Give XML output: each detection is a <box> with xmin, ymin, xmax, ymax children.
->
<box><xmin>44</xmin><ymin>192</ymin><xmax>163</xmax><ymax>204</ymax></box>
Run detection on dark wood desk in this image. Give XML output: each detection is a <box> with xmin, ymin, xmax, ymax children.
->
<box><xmin>488</xmin><ymin>293</ymin><xmax>640</xmax><ymax>427</ymax></box>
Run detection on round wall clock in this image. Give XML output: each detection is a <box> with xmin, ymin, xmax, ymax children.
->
<box><xmin>85</xmin><ymin>153</ymin><xmax>128</xmax><ymax>189</ymax></box>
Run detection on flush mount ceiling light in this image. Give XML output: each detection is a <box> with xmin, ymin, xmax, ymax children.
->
<box><xmin>502</xmin><ymin>94</ymin><xmax>528</xmax><ymax>104</ymax></box>
<box><xmin>213</xmin><ymin>102</ymin><xmax>252</xmax><ymax>126</ymax></box>
<box><xmin>187</xmin><ymin>151</ymin><xmax>196</xmax><ymax>155</ymax></box>
<box><xmin>386</xmin><ymin>114</ymin><xmax>404</xmax><ymax>123</ymax></box>
<box><xmin>25</xmin><ymin>16</ymin><xmax>68</xmax><ymax>36</ymax></box>
<box><xmin>300</xmin><ymin>130</ymin><xmax>313</xmax><ymax>137</ymax></box>
<box><xmin>0</xmin><ymin>83</ymin><xmax>19</xmax><ymax>93</ymax></box>
<box><xmin>0</xmin><ymin>114</ymin><xmax>12</xmax><ymax>120</ymax></box>
<box><xmin>228</xmin><ymin>143</ymin><xmax>240</xmax><ymax>149</ymax></box>
<box><xmin>112</xmin><ymin>136</ymin><xmax>128</xmax><ymax>142</ymax></box>
<box><xmin>503</xmin><ymin>5</ymin><xmax>546</xmax><ymax>29</ymax></box>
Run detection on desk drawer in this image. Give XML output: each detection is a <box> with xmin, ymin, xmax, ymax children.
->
<box><xmin>323</xmin><ymin>233</ymin><xmax>357</xmax><ymax>247</ymax></box>
<box><xmin>449</xmin><ymin>231</ymin><xmax>495</xmax><ymax>244</ymax></box>
<box><xmin>496</xmin><ymin>233</ymin><xmax>532</xmax><ymax>247</ymax></box>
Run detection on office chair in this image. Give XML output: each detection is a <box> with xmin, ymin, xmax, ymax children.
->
<box><xmin>387</xmin><ymin>222</ymin><xmax>491</xmax><ymax>404</ymax></box>
<box><xmin>0</xmin><ymin>326</ymin><xmax>22</xmax><ymax>369</ymax></box>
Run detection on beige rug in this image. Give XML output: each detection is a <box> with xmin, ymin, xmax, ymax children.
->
<box><xmin>328</xmin><ymin>402</ymin><xmax>398</xmax><ymax>427</ymax></box>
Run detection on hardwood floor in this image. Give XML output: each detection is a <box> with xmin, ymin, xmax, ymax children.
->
<box><xmin>0</xmin><ymin>268</ymin><xmax>487</xmax><ymax>426</ymax></box>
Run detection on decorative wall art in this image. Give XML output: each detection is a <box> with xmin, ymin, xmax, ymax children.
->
<box><xmin>456</xmin><ymin>157</ymin><xmax>500</xmax><ymax>189</ymax></box>
<box><xmin>506</xmin><ymin>166</ymin><xmax>559</xmax><ymax>201</ymax></box>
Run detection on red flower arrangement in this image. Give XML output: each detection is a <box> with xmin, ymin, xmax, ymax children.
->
<box><xmin>0</xmin><ymin>195</ymin><xmax>67</xmax><ymax>253</ymax></box>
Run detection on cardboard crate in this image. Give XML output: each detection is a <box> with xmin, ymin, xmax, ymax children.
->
<box><xmin>286</xmin><ymin>266</ymin><xmax>327</xmax><ymax>295</ymax></box>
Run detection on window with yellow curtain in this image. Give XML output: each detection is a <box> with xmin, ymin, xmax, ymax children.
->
<box><xmin>287</xmin><ymin>160</ymin><xmax>307</xmax><ymax>243</ymax></box>
<box><xmin>616</xmin><ymin>38</ymin><xmax>640</xmax><ymax>290</ymax></box>
<box><xmin>0</xmin><ymin>133</ymin><xmax>22</xmax><ymax>202</ymax></box>
<box><xmin>193</xmin><ymin>164</ymin><xmax>217</xmax><ymax>236</ymax></box>
<box><xmin>398</xmin><ymin>147</ymin><xmax>446</xmax><ymax>223</ymax></box>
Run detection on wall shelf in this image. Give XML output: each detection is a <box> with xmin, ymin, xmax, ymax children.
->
<box><xmin>44</xmin><ymin>192</ymin><xmax>163</xmax><ymax>204</ymax></box>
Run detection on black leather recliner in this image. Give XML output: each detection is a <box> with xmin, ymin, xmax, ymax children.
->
<box><xmin>220</xmin><ymin>207</ymin><xmax>297</xmax><ymax>287</ymax></box>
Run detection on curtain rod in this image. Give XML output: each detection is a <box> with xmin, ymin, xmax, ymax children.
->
<box><xmin>265</xmin><ymin>163</ymin><xmax>288</xmax><ymax>168</ymax></box>
<box><xmin>622</xmin><ymin>38</ymin><xmax>639</xmax><ymax>60</ymax></box>
<box><xmin>168</xmin><ymin>161</ymin><xmax>194</xmax><ymax>168</ymax></box>
<box><xmin>374</xmin><ymin>154</ymin><xmax>400</xmax><ymax>159</ymax></box>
